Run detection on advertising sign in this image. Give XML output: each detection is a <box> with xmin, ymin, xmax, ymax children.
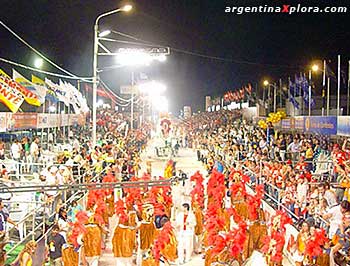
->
<box><xmin>304</xmin><ymin>116</ymin><xmax>337</xmax><ymax>135</ymax></box>
<box><xmin>0</xmin><ymin>113</ymin><xmax>6</xmax><ymax>132</ymax></box>
<box><xmin>9</xmin><ymin>113</ymin><xmax>37</xmax><ymax>130</ymax></box>
<box><xmin>337</xmin><ymin>116</ymin><xmax>350</xmax><ymax>136</ymax></box>
<box><xmin>37</xmin><ymin>113</ymin><xmax>48</xmax><ymax>129</ymax></box>
<box><xmin>281</xmin><ymin>119</ymin><xmax>291</xmax><ymax>130</ymax></box>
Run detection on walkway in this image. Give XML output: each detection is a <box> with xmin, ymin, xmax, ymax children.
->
<box><xmin>100</xmin><ymin>143</ymin><xmax>206</xmax><ymax>265</ymax></box>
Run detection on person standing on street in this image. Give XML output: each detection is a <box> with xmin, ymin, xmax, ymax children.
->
<box><xmin>46</xmin><ymin>224</ymin><xmax>66</xmax><ymax>266</ymax></box>
<box><xmin>176</xmin><ymin>203</ymin><xmax>196</xmax><ymax>265</ymax></box>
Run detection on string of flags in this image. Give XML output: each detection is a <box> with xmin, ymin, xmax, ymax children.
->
<box><xmin>0</xmin><ymin>68</ymin><xmax>89</xmax><ymax>113</ymax></box>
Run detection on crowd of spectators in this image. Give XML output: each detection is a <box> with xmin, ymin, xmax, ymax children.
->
<box><xmin>0</xmin><ymin>109</ymin><xmax>152</xmax><ymax>262</ymax></box>
<box><xmin>177</xmin><ymin>110</ymin><xmax>350</xmax><ymax>232</ymax></box>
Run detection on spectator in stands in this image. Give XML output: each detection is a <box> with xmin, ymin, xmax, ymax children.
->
<box><xmin>0</xmin><ymin>139</ymin><xmax>5</xmax><ymax>160</ymax></box>
<box><xmin>30</xmin><ymin>137</ymin><xmax>40</xmax><ymax>173</ymax></box>
<box><xmin>321</xmin><ymin>182</ymin><xmax>338</xmax><ymax>208</ymax></box>
<box><xmin>287</xmin><ymin>138</ymin><xmax>300</xmax><ymax>162</ymax></box>
<box><xmin>323</xmin><ymin>200</ymin><xmax>350</xmax><ymax>239</ymax></box>
<box><xmin>0</xmin><ymin>198</ymin><xmax>17</xmax><ymax>233</ymax></box>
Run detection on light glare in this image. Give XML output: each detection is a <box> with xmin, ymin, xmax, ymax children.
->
<box><xmin>138</xmin><ymin>81</ymin><xmax>167</xmax><ymax>95</ymax></box>
<box><xmin>34</xmin><ymin>58</ymin><xmax>44</xmax><ymax>69</ymax></box>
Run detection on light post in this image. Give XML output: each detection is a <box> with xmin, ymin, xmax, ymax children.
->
<box><xmin>92</xmin><ymin>4</ymin><xmax>132</xmax><ymax>147</ymax></box>
<box><xmin>309</xmin><ymin>64</ymin><xmax>319</xmax><ymax>117</ymax></box>
<box><xmin>263</xmin><ymin>80</ymin><xmax>277</xmax><ymax>113</ymax></box>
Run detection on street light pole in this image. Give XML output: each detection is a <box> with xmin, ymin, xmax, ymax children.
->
<box><xmin>131</xmin><ymin>71</ymin><xmax>134</xmax><ymax>130</ymax></box>
<box><xmin>308</xmin><ymin>69</ymin><xmax>312</xmax><ymax>117</ymax></box>
<box><xmin>92</xmin><ymin>23</ymin><xmax>98</xmax><ymax>147</ymax></box>
<box><xmin>92</xmin><ymin>5</ymin><xmax>132</xmax><ymax>147</ymax></box>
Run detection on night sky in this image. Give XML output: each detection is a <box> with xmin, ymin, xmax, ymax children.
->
<box><xmin>1</xmin><ymin>0</ymin><xmax>350</xmax><ymax>114</ymax></box>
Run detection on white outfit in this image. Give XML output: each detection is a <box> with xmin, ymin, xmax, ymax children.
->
<box><xmin>86</xmin><ymin>256</ymin><xmax>99</xmax><ymax>266</ymax></box>
<box><xmin>176</xmin><ymin>211</ymin><xmax>196</xmax><ymax>263</ymax></box>
<box><xmin>326</xmin><ymin>205</ymin><xmax>343</xmax><ymax>239</ymax></box>
<box><xmin>11</xmin><ymin>143</ymin><xmax>21</xmax><ymax>160</ymax></box>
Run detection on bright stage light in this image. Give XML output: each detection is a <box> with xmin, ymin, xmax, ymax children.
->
<box><xmin>116</xmin><ymin>50</ymin><xmax>153</xmax><ymax>66</ymax></box>
<box><xmin>137</xmin><ymin>81</ymin><xmax>167</xmax><ymax>95</ymax></box>
<box><xmin>152</xmin><ymin>95</ymin><xmax>168</xmax><ymax>112</ymax></box>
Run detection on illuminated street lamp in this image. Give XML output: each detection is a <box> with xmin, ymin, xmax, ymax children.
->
<box><xmin>311</xmin><ymin>64</ymin><xmax>319</xmax><ymax>72</ymax></box>
<box><xmin>92</xmin><ymin>5</ymin><xmax>132</xmax><ymax>146</ymax></box>
<box><xmin>263</xmin><ymin>80</ymin><xmax>269</xmax><ymax>86</ymax></box>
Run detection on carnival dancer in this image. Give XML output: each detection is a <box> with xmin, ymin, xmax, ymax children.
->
<box><xmin>176</xmin><ymin>202</ymin><xmax>196</xmax><ymax>264</ymax></box>
<box><xmin>153</xmin><ymin>216</ymin><xmax>178</xmax><ymax>266</ymax></box>
<box><xmin>190</xmin><ymin>171</ymin><xmax>205</xmax><ymax>254</ymax></box>
<box><xmin>243</xmin><ymin>185</ymin><xmax>267</xmax><ymax>261</ymax></box>
<box><xmin>138</xmin><ymin>203</ymin><xmax>157</xmax><ymax>266</ymax></box>
<box><xmin>112</xmin><ymin>200</ymin><xmax>137</xmax><ymax>266</ymax></box>
<box><xmin>83</xmin><ymin>191</ymin><xmax>107</xmax><ymax>266</ymax></box>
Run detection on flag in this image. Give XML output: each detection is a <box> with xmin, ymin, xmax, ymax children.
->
<box><xmin>245</xmin><ymin>83</ymin><xmax>252</xmax><ymax>95</ymax></box>
<box><xmin>13</xmin><ymin>69</ymin><xmax>46</xmax><ymax>104</ymax></box>
<box><xmin>288</xmin><ymin>79</ymin><xmax>300</xmax><ymax>109</ymax></box>
<box><xmin>325</xmin><ymin>65</ymin><xmax>337</xmax><ymax>81</ymax></box>
<box><xmin>0</xmin><ymin>69</ymin><xmax>24</xmax><ymax>112</ymax></box>
<box><xmin>0</xmin><ymin>69</ymin><xmax>40</xmax><ymax>107</ymax></box>
<box><xmin>32</xmin><ymin>75</ymin><xmax>59</xmax><ymax>104</ymax></box>
<box><xmin>45</xmin><ymin>78</ymin><xmax>69</xmax><ymax>106</ymax></box>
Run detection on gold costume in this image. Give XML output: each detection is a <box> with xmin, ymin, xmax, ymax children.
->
<box><xmin>140</xmin><ymin>222</ymin><xmax>157</xmax><ymax>250</ymax></box>
<box><xmin>243</xmin><ymin>221</ymin><xmax>267</xmax><ymax>260</ymax></box>
<box><xmin>62</xmin><ymin>244</ymin><xmax>79</xmax><ymax>266</ymax></box>
<box><xmin>194</xmin><ymin>207</ymin><xmax>204</xmax><ymax>236</ymax></box>
<box><xmin>161</xmin><ymin>230</ymin><xmax>178</xmax><ymax>263</ymax></box>
<box><xmin>112</xmin><ymin>224</ymin><xmax>135</xmax><ymax>257</ymax></box>
<box><xmin>83</xmin><ymin>224</ymin><xmax>102</xmax><ymax>257</ymax></box>
<box><xmin>105</xmin><ymin>194</ymin><xmax>115</xmax><ymax>217</ymax></box>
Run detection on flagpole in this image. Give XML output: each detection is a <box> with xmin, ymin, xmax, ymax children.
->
<box><xmin>279</xmin><ymin>79</ymin><xmax>282</xmax><ymax>109</ymax></box>
<box><xmin>322</xmin><ymin>60</ymin><xmax>326</xmax><ymax>116</ymax></box>
<box><xmin>347</xmin><ymin>60</ymin><xmax>350</xmax><ymax>115</ymax></box>
<box><xmin>308</xmin><ymin>70</ymin><xmax>312</xmax><ymax>117</ymax></box>
<box><xmin>273</xmin><ymin>83</ymin><xmax>277</xmax><ymax>113</ymax></box>
<box><xmin>337</xmin><ymin>55</ymin><xmax>341</xmax><ymax>116</ymax></box>
<box><xmin>327</xmin><ymin>77</ymin><xmax>330</xmax><ymax>116</ymax></box>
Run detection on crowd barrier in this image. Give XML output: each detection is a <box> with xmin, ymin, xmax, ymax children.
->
<box><xmin>3</xmin><ymin>163</ymin><xmax>108</xmax><ymax>264</ymax></box>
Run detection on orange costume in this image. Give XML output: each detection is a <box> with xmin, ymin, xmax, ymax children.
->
<box><xmin>83</xmin><ymin>224</ymin><xmax>102</xmax><ymax>257</ymax></box>
<box><xmin>62</xmin><ymin>244</ymin><xmax>79</xmax><ymax>266</ymax></box>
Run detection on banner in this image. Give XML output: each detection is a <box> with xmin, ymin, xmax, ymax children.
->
<box><xmin>60</xmin><ymin>114</ymin><xmax>69</xmax><ymax>127</ymax></box>
<box><xmin>0</xmin><ymin>70</ymin><xmax>40</xmax><ymax>107</ymax></box>
<box><xmin>337</xmin><ymin>116</ymin><xmax>350</xmax><ymax>136</ymax></box>
<box><xmin>0</xmin><ymin>72</ymin><xmax>25</xmax><ymax>113</ymax></box>
<box><xmin>7</xmin><ymin>113</ymin><xmax>38</xmax><ymax>130</ymax></box>
<box><xmin>13</xmin><ymin>69</ymin><xmax>46</xmax><ymax>104</ymax></box>
<box><xmin>37</xmin><ymin>113</ymin><xmax>48</xmax><ymax>129</ymax></box>
<box><xmin>304</xmin><ymin>116</ymin><xmax>337</xmax><ymax>135</ymax></box>
<box><xmin>281</xmin><ymin>119</ymin><xmax>292</xmax><ymax>130</ymax></box>
<box><xmin>0</xmin><ymin>113</ymin><xmax>7</xmax><ymax>132</ymax></box>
